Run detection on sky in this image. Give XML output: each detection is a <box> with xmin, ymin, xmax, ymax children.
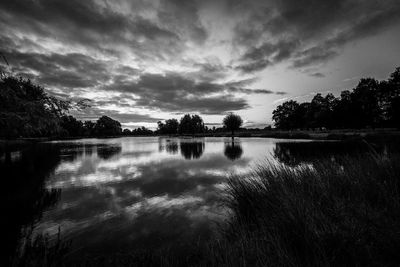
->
<box><xmin>1</xmin><ymin>0</ymin><xmax>400</xmax><ymax>129</ymax></box>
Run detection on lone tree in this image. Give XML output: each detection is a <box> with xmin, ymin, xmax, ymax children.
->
<box><xmin>223</xmin><ymin>113</ymin><xmax>243</xmax><ymax>138</ymax></box>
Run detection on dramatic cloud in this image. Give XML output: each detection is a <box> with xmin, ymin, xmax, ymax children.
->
<box><xmin>309</xmin><ymin>72</ymin><xmax>326</xmax><ymax>78</ymax></box>
<box><xmin>1</xmin><ymin>0</ymin><xmax>399</xmax><ymax>126</ymax></box>
<box><xmin>102</xmin><ymin>72</ymin><xmax>283</xmax><ymax>114</ymax></box>
<box><xmin>232</xmin><ymin>0</ymin><xmax>400</xmax><ymax>72</ymax></box>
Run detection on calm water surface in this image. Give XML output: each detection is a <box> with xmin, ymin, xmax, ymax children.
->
<box><xmin>2</xmin><ymin>137</ymin><xmax>337</xmax><ymax>259</ymax></box>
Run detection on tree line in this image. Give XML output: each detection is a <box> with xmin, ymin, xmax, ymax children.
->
<box><xmin>0</xmin><ymin>75</ymin><xmax>124</xmax><ymax>138</ymax></box>
<box><xmin>272</xmin><ymin>67</ymin><xmax>400</xmax><ymax>130</ymax></box>
<box><xmin>156</xmin><ymin>113</ymin><xmax>243</xmax><ymax>136</ymax></box>
<box><xmin>0</xmin><ymin>74</ymin><xmax>245</xmax><ymax>139</ymax></box>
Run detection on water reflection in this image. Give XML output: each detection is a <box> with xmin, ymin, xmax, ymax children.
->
<box><xmin>0</xmin><ymin>144</ymin><xmax>62</xmax><ymax>266</ymax></box>
<box><xmin>180</xmin><ymin>140</ymin><xmax>205</xmax><ymax>159</ymax></box>
<box><xmin>5</xmin><ymin>137</ymin><xmax>320</xmax><ymax>261</ymax></box>
<box><xmin>97</xmin><ymin>144</ymin><xmax>122</xmax><ymax>160</ymax></box>
<box><xmin>40</xmin><ymin>138</ymin><xmax>235</xmax><ymax>258</ymax></box>
<box><xmin>273</xmin><ymin>140</ymin><xmax>399</xmax><ymax>166</ymax></box>
<box><xmin>159</xmin><ymin>138</ymin><xmax>205</xmax><ymax>160</ymax></box>
<box><xmin>165</xmin><ymin>140</ymin><xmax>179</xmax><ymax>154</ymax></box>
<box><xmin>224</xmin><ymin>141</ymin><xmax>243</xmax><ymax>161</ymax></box>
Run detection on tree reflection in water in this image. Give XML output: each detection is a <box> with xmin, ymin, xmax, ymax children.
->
<box><xmin>158</xmin><ymin>138</ymin><xmax>179</xmax><ymax>154</ymax></box>
<box><xmin>180</xmin><ymin>140</ymin><xmax>205</xmax><ymax>160</ymax></box>
<box><xmin>272</xmin><ymin>140</ymin><xmax>398</xmax><ymax>166</ymax></box>
<box><xmin>224</xmin><ymin>141</ymin><xmax>243</xmax><ymax>161</ymax></box>
<box><xmin>97</xmin><ymin>144</ymin><xmax>122</xmax><ymax>160</ymax></box>
<box><xmin>166</xmin><ymin>141</ymin><xmax>179</xmax><ymax>154</ymax></box>
<box><xmin>0</xmin><ymin>144</ymin><xmax>63</xmax><ymax>266</ymax></box>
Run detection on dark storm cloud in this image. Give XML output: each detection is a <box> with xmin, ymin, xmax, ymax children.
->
<box><xmin>235</xmin><ymin>59</ymin><xmax>272</xmax><ymax>73</ymax></box>
<box><xmin>292</xmin><ymin>47</ymin><xmax>338</xmax><ymax>68</ymax></box>
<box><xmin>1</xmin><ymin>50</ymin><xmax>111</xmax><ymax>89</ymax></box>
<box><xmin>236</xmin><ymin>39</ymin><xmax>299</xmax><ymax>73</ymax></box>
<box><xmin>232</xmin><ymin>0</ymin><xmax>400</xmax><ymax>72</ymax></box>
<box><xmin>72</xmin><ymin>108</ymin><xmax>162</xmax><ymax>124</ymax></box>
<box><xmin>1</xmin><ymin>0</ymin><xmax>399</xmax><ymax>122</ymax></box>
<box><xmin>104</xmin><ymin>73</ymin><xmax>247</xmax><ymax>114</ymax></box>
<box><xmin>103</xmin><ymin>72</ymin><xmax>284</xmax><ymax>114</ymax></box>
<box><xmin>275</xmin><ymin>91</ymin><xmax>287</xmax><ymax>95</ymax></box>
<box><xmin>191</xmin><ymin>61</ymin><xmax>230</xmax><ymax>82</ymax></box>
<box><xmin>157</xmin><ymin>0</ymin><xmax>208</xmax><ymax>44</ymax></box>
<box><xmin>309</xmin><ymin>72</ymin><xmax>326</xmax><ymax>78</ymax></box>
<box><xmin>0</xmin><ymin>0</ymin><xmax>184</xmax><ymax>62</ymax></box>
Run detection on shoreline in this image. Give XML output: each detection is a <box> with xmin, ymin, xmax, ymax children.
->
<box><xmin>1</xmin><ymin>129</ymin><xmax>399</xmax><ymax>146</ymax></box>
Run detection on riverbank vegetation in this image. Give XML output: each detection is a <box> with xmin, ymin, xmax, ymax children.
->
<box><xmin>223</xmin><ymin>151</ymin><xmax>400</xmax><ymax>266</ymax></box>
<box><xmin>0</xmin><ymin>75</ymin><xmax>122</xmax><ymax>138</ymax></box>
<box><xmin>272</xmin><ymin>67</ymin><xmax>400</xmax><ymax>130</ymax></box>
<box><xmin>0</xmin><ymin>74</ymin><xmax>247</xmax><ymax>139</ymax></box>
<box><xmin>2</xmin><ymin>66</ymin><xmax>399</xmax><ymax>140</ymax></box>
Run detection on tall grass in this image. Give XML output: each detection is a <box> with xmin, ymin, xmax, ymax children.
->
<box><xmin>225</xmin><ymin>152</ymin><xmax>400</xmax><ymax>266</ymax></box>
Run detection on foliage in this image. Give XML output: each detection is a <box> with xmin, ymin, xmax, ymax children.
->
<box><xmin>272</xmin><ymin>100</ymin><xmax>301</xmax><ymax>129</ymax></box>
<box><xmin>222</xmin><ymin>113</ymin><xmax>243</xmax><ymax>135</ymax></box>
<box><xmin>272</xmin><ymin>67</ymin><xmax>400</xmax><ymax>129</ymax></box>
<box><xmin>0</xmin><ymin>75</ymin><xmax>97</xmax><ymax>138</ymax></box>
<box><xmin>157</xmin><ymin>119</ymin><xmax>179</xmax><ymax>134</ymax></box>
<box><xmin>83</xmin><ymin>120</ymin><xmax>96</xmax><ymax>136</ymax></box>
<box><xmin>0</xmin><ymin>76</ymin><xmax>70</xmax><ymax>138</ymax></box>
<box><xmin>132</xmin><ymin>126</ymin><xmax>153</xmax><ymax>135</ymax></box>
<box><xmin>60</xmin><ymin>115</ymin><xmax>85</xmax><ymax>137</ymax></box>
<box><xmin>178</xmin><ymin>114</ymin><xmax>205</xmax><ymax>135</ymax></box>
<box><xmin>94</xmin><ymin>116</ymin><xmax>122</xmax><ymax>136</ymax></box>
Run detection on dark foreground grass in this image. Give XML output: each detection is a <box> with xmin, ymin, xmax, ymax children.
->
<box><xmin>226</xmin><ymin>152</ymin><xmax>400</xmax><ymax>266</ymax></box>
<box><xmin>15</xmin><ymin>151</ymin><xmax>400</xmax><ymax>266</ymax></box>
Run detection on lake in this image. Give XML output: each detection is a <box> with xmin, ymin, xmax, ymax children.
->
<box><xmin>2</xmin><ymin>136</ymin><xmax>388</xmax><ymax>262</ymax></box>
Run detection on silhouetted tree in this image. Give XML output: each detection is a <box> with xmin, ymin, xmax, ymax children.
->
<box><xmin>83</xmin><ymin>121</ymin><xmax>96</xmax><ymax>136</ymax></box>
<box><xmin>0</xmin><ymin>76</ymin><xmax>69</xmax><ymax>138</ymax></box>
<box><xmin>333</xmin><ymin>90</ymin><xmax>355</xmax><ymax>128</ymax></box>
<box><xmin>157</xmin><ymin>119</ymin><xmax>179</xmax><ymax>134</ymax></box>
<box><xmin>179</xmin><ymin>114</ymin><xmax>205</xmax><ymax>135</ymax></box>
<box><xmin>387</xmin><ymin>67</ymin><xmax>400</xmax><ymax>128</ymax></box>
<box><xmin>272</xmin><ymin>100</ymin><xmax>301</xmax><ymax>130</ymax></box>
<box><xmin>131</xmin><ymin>126</ymin><xmax>153</xmax><ymax>135</ymax></box>
<box><xmin>123</xmin><ymin>129</ymin><xmax>132</xmax><ymax>135</ymax></box>
<box><xmin>352</xmin><ymin>78</ymin><xmax>381</xmax><ymax>127</ymax></box>
<box><xmin>94</xmin><ymin>116</ymin><xmax>122</xmax><ymax>136</ymax></box>
<box><xmin>0</xmin><ymin>75</ymin><xmax>91</xmax><ymax>138</ymax></box>
<box><xmin>272</xmin><ymin>67</ymin><xmax>400</xmax><ymax>130</ymax></box>
<box><xmin>223</xmin><ymin>113</ymin><xmax>243</xmax><ymax>137</ymax></box>
<box><xmin>60</xmin><ymin>115</ymin><xmax>85</xmax><ymax>137</ymax></box>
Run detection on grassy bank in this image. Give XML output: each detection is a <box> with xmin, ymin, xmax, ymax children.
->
<box><xmin>225</xmin><ymin>151</ymin><xmax>400</xmax><ymax>266</ymax></box>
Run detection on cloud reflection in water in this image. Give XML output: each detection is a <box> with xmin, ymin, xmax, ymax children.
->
<box><xmin>35</xmin><ymin>137</ymin><xmax>279</xmax><ymax>256</ymax></box>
